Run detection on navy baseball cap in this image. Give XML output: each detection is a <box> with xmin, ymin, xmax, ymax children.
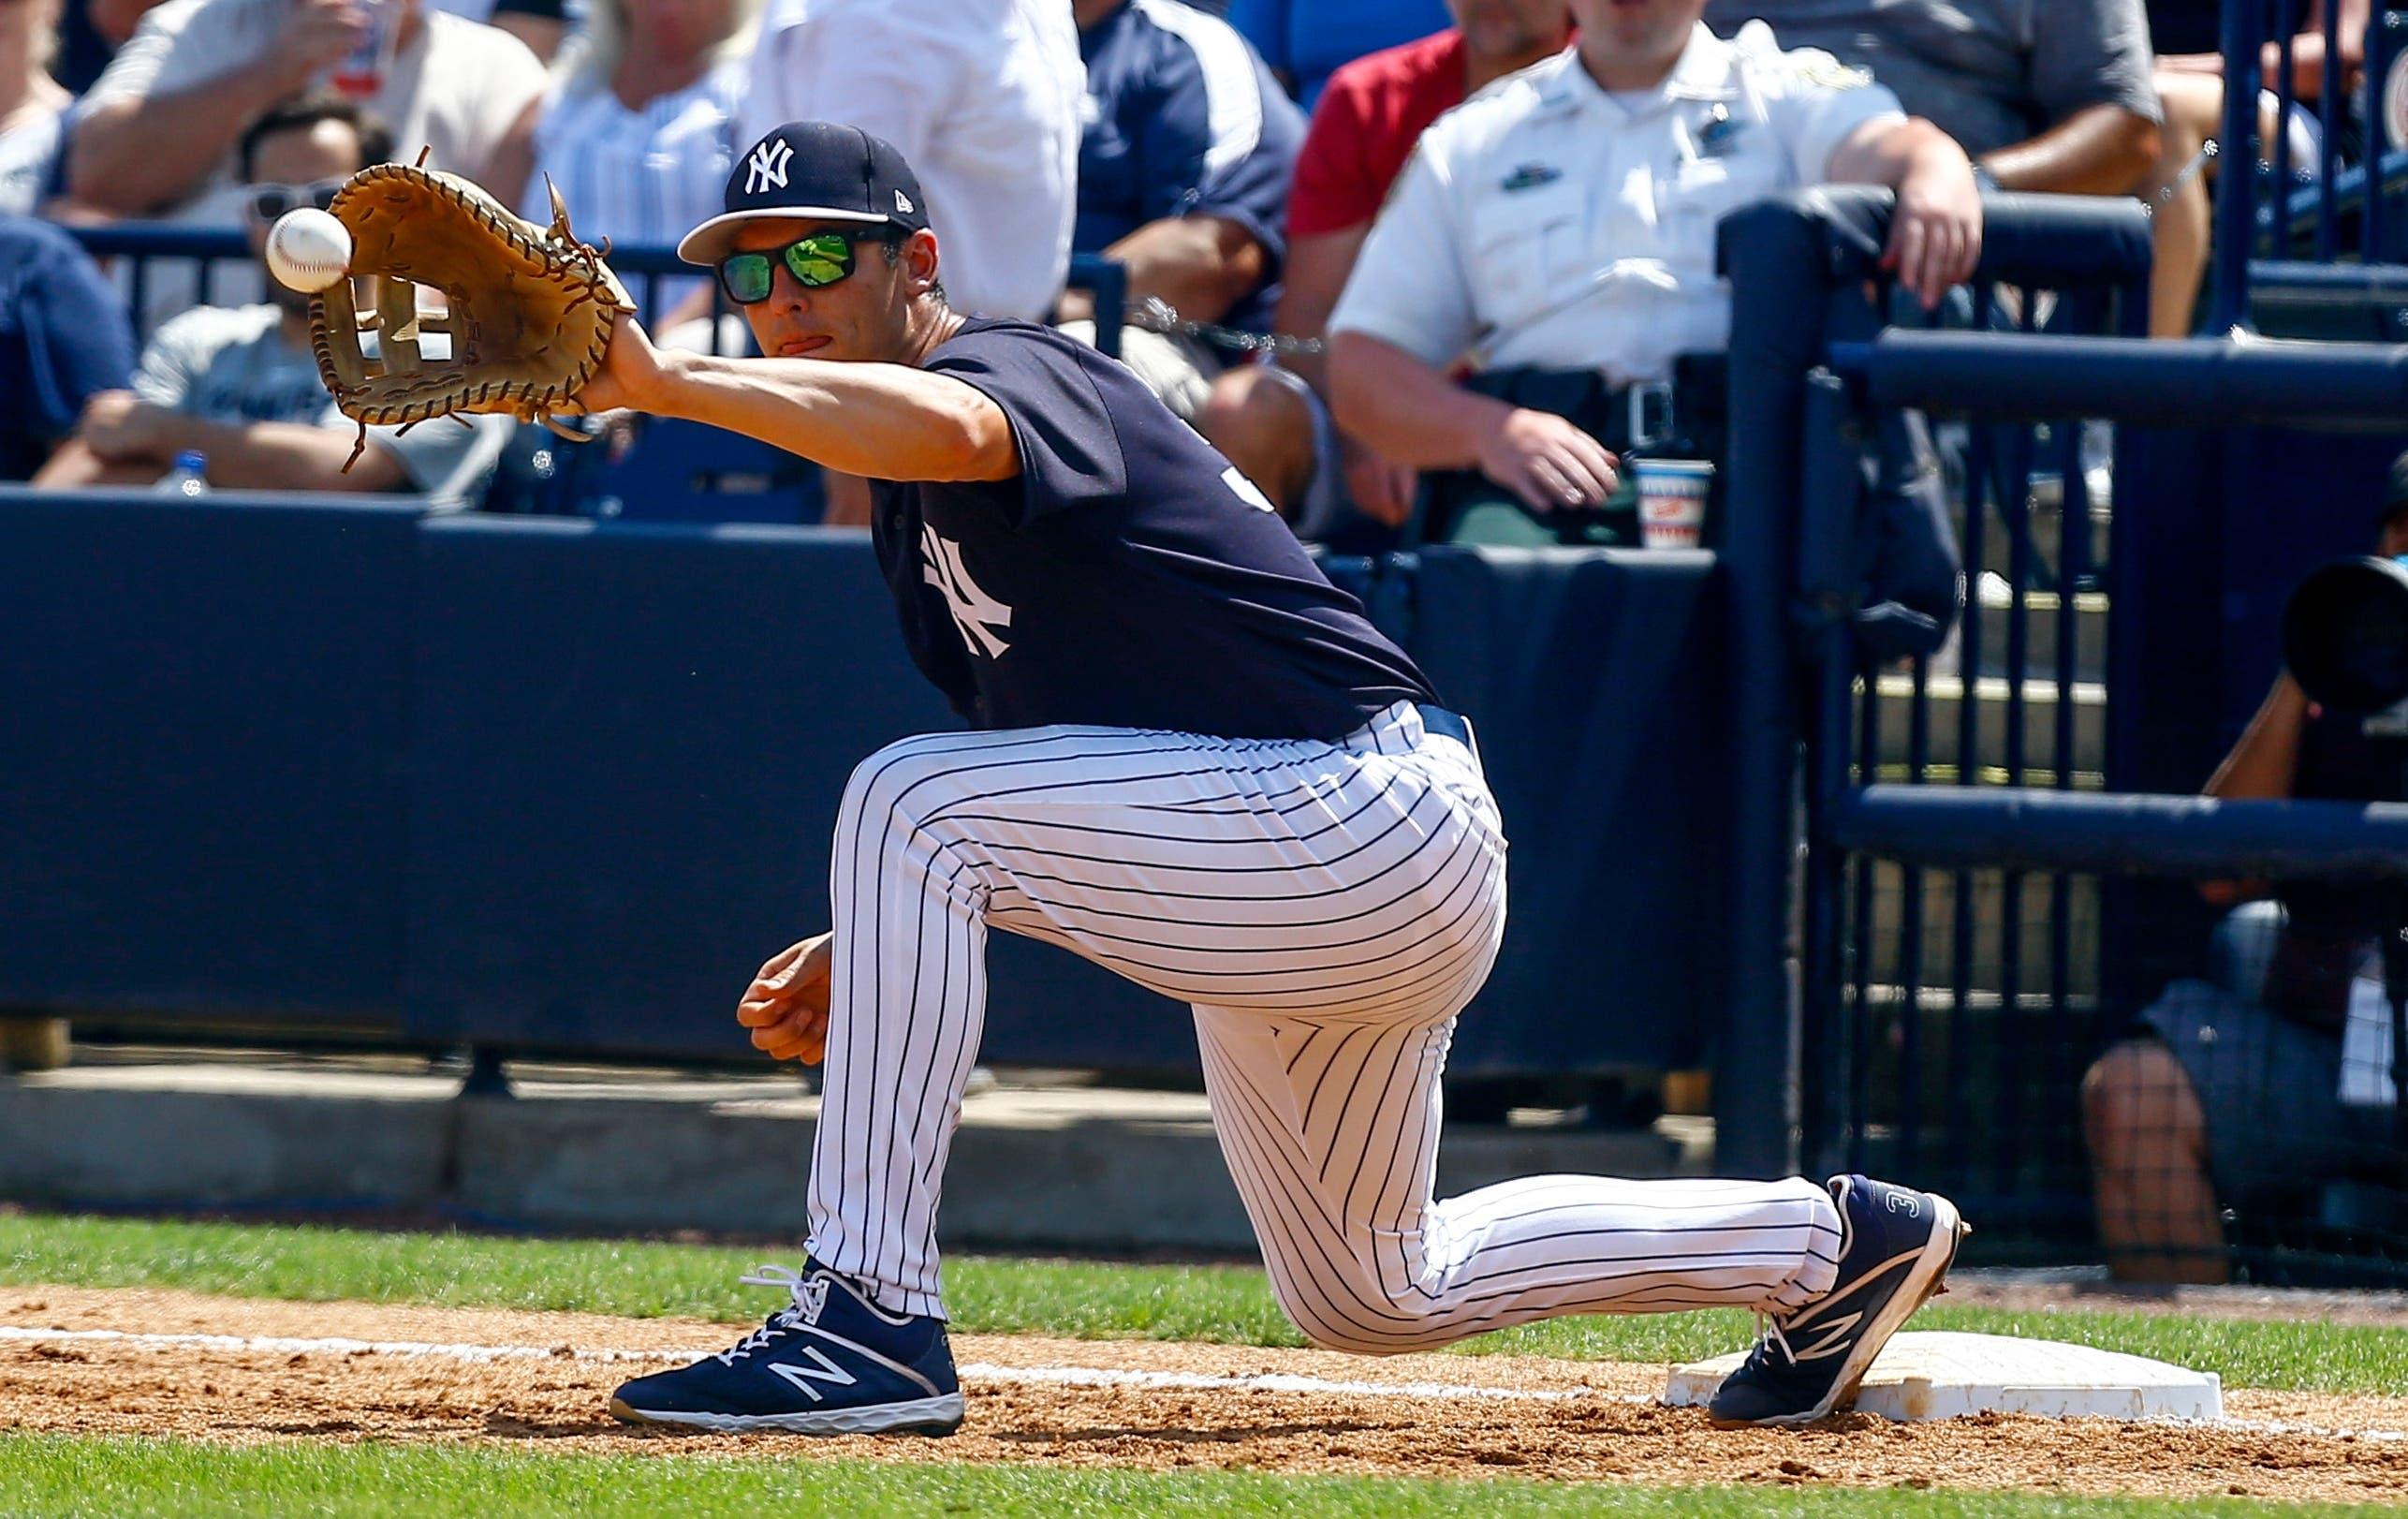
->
<box><xmin>677</xmin><ymin>121</ymin><xmax>932</xmax><ymax>266</ymax></box>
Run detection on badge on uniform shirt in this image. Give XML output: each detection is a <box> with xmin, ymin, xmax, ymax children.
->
<box><xmin>1794</xmin><ymin>53</ymin><xmax>1873</xmax><ymax>92</ymax></box>
<box><xmin>1500</xmin><ymin>162</ymin><xmax>1563</xmax><ymax>192</ymax></box>
<box><xmin>1696</xmin><ymin>103</ymin><xmax>1744</xmax><ymax>158</ymax></box>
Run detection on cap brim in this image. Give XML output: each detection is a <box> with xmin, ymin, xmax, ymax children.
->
<box><xmin>676</xmin><ymin>206</ymin><xmax>892</xmax><ymax>266</ymax></box>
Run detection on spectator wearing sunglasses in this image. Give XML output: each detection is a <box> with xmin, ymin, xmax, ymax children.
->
<box><xmin>67</xmin><ymin>0</ymin><xmax>545</xmax><ymax>221</ymax></box>
<box><xmin>1054</xmin><ymin>0</ymin><xmax>1303</xmax><ymax>425</ymax></box>
<box><xmin>36</xmin><ymin>95</ymin><xmax>510</xmax><ymax>505</ymax></box>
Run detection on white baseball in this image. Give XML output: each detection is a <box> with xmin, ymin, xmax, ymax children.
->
<box><xmin>266</xmin><ymin>207</ymin><xmax>352</xmax><ymax>294</ymax></box>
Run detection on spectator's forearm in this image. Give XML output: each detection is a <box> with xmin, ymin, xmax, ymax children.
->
<box><xmin>1327</xmin><ymin>332</ymin><xmax>1507</xmax><ymax>470</ymax></box>
<box><xmin>161</xmin><ymin>417</ymin><xmax>408</xmax><ymax>492</ymax></box>
<box><xmin>2205</xmin><ymin>671</ymin><xmax>2310</xmax><ymax>801</ymax></box>
<box><xmin>1977</xmin><ymin>105</ymin><xmax>2162</xmax><ymax>197</ymax></box>
<box><xmin>1829</xmin><ymin>116</ymin><xmax>1960</xmax><ymax>191</ymax></box>
<box><xmin>31</xmin><ymin>436</ymin><xmax>110</xmax><ymax>488</ymax></box>
<box><xmin>1270</xmin><ymin>227</ymin><xmax>1369</xmax><ymax>398</ymax></box>
<box><xmin>1105</xmin><ymin>215</ymin><xmax>1267</xmax><ymax>329</ymax></box>
<box><xmin>70</xmin><ymin>59</ymin><xmax>304</xmax><ymax>213</ymax></box>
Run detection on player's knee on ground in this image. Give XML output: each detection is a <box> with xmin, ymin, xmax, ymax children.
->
<box><xmin>1197</xmin><ymin>365</ymin><xmax>1314</xmax><ymax>517</ymax></box>
<box><xmin>1255</xmin><ymin>1239</ymin><xmax>1454</xmax><ymax>1356</ymax></box>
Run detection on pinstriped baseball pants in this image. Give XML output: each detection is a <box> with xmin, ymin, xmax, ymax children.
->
<box><xmin>806</xmin><ymin>701</ymin><xmax>1843</xmax><ymax>1346</ymax></box>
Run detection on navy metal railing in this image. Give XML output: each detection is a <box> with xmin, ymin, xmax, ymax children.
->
<box><xmin>2210</xmin><ymin>0</ymin><xmax>2408</xmax><ymax>324</ymax></box>
<box><xmin>67</xmin><ymin>225</ymin><xmax>1131</xmax><ymax>359</ymax></box>
<box><xmin>1728</xmin><ymin>188</ymin><xmax>2408</xmax><ymax>1265</ymax></box>
<box><xmin>64</xmin><ymin>225</ymin><xmax>1130</xmax><ymax>522</ymax></box>
<box><xmin>1717</xmin><ymin>191</ymin><xmax>2152</xmax><ymax>1181</ymax></box>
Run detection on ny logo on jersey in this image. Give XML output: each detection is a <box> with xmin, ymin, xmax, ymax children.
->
<box><xmin>764</xmin><ymin>1345</ymin><xmax>859</xmax><ymax>1402</ymax></box>
<box><xmin>745</xmin><ymin>137</ymin><xmax>794</xmax><ymax>195</ymax></box>
<box><xmin>922</xmin><ymin>524</ymin><xmax>1013</xmax><ymax>658</ymax></box>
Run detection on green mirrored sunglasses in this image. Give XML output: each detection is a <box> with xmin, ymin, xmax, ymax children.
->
<box><xmin>715</xmin><ymin>229</ymin><xmax>891</xmax><ymax>305</ymax></box>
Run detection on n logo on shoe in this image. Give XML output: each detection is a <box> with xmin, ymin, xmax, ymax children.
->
<box><xmin>766</xmin><ymin>1347</ymin><xmax>859</xmax><ymax>1401</ymax></box>
<box><xmin>1789</xmin><ymin>1310</ymin><xmax>1863</xmax><ymax>1363</ymax></box>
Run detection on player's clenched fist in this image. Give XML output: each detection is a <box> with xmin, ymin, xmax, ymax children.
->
<box><xmin>735</xmin><ymin>932</ymin><xmax>834</xmax><ymax>1064</ymax></box>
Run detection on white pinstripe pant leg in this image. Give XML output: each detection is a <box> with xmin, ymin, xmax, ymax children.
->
<box><xmin>804</xmin><ymin>704</ymin><xmax>1842</xmax><ymax>1335</ymax></box>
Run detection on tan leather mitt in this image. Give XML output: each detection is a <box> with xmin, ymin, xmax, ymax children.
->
<box><xmin>311</xmin><ymin>157</ymin><xmax>634</xmax><ymax>466</ymax></box>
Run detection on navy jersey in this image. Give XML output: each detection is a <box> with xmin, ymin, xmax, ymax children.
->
<box><xmin>1076</xmin><ymin>0</ymin><xmax>1303</xmax><ymax>336</ymax></box>
<box><xmin>0</xmin><ymin>216</ymin><xmax>133</xmax><ymax>481</ymax></box>
<box><xmin>870</xmin><ymin>317</ymin><xmax>1436</xmax><ymax>741</ymax></box>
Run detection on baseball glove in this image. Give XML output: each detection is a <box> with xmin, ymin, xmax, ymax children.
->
<box><xmin>310</xmin><ymin>155</ymin><xmax>635</xmax><ymax>468</ymax></box>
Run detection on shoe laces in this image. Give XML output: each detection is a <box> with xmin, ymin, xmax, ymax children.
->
<box><xmin>1747</xmin><ymin>1310</ymin><xmax>1799</xmax><ymax>1368</ymax></box>
<box><xmin>712</xmin><ymin>1264</ymin><xmax>818</xmax><ymax>1364</ymax></box>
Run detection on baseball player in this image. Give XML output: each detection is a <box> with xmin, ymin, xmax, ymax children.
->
<box><xmin>593</xmin><ymin>120</ymin><xmax>1966</xmax><ymax>1437</ymax></box>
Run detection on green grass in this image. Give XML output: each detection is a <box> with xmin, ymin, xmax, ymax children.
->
<box><xmin>5</xmin><ymin>1212</ymin><xmax>2405</xmax><ymax>1393</ymax></box>
<box><xmin>0</xmin><ymin>1436</ymin><xmax>2388</xmax><ymax>1519</ymax></box>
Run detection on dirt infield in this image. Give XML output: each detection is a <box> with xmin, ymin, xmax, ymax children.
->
<box><xmin>6</xmin><ymin>1286</ymin><xmax>2408</xmax><ymax>1503</ymax></box>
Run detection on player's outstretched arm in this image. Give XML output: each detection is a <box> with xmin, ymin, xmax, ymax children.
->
<box><xmin>578</xmin><ymin>313</ymin><xmax>1018</xmax><ymax>484</ymax></box>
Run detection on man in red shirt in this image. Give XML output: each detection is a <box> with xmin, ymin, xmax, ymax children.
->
<box><xmin>1199</xmin><ymin>0</ymin><xmax>1569</xmax><ymax>536</ymax></box>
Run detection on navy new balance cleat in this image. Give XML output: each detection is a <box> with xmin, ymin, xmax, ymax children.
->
<box><xmin>1707</xmin><ymin>1175</ymin><xmax>1966</xmax><ymax>1426</ymax></box>
<box><xmin>609</xmin><ymin>1263</ymin><xmax>963</xmax><ymax>1436</ymax></box>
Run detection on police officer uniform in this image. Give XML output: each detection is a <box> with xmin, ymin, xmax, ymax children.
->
<box><xmin>1329</xmin><ymin>23</ymin><xmax>1905</xmax><ymax>543</ymax></box>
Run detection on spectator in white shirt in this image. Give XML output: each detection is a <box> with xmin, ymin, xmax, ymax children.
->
<box><xmin>486</xmin><ymin>0</ymin><xmax>758</xmax><ymax>316</ymax></box>
<box><xmin>739</xmin><ymin>0</ymin><xmax>1082</xmax><ymax>326</ymax></box>
<box><xmin>68</xmin><ymin>0</ymin><xmax>547</xmax><ymax>218</ymax></box>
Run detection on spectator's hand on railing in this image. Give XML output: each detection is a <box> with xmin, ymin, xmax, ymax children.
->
<box><xmin>1340</xmin><ymin>433</ymin><xmax>1417</xmax><ymax>529</ymax></box>
<box><xmin>1885</xmin><ymin>146</ymin><xmax>1984</xmax><ymax>311</ymax></box>
<box><xmin>1474</xmin><ymin>406</ymin><xmax>1620</xmax><ymax>513</ymax></box>
<box><xmin>736</xmin><ymin>932</ymin><xmax>834</xmax><ymax>1064</ymax></box>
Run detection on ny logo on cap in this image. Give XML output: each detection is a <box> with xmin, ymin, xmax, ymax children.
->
<box><xmin>745</xmin><ymin>137</ymin><xmax>794</xmax><ymax>196</ymax></box>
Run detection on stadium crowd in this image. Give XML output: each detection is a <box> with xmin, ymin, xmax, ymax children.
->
<box><xmin>0</xmin><ymin>0</ymin><xmax>2360</xmax><ymax>529</ymax></box>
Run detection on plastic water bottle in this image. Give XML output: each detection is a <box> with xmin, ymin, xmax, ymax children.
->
<box><xmin>157</xmin><ymin>450</ymin><xmax>208</xmax><ymax>498</ymax></box>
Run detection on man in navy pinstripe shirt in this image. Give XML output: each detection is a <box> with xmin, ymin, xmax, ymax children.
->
<box><xmin>581</xmin><ymin>119</ymin><xmax>1972</xmax><ymax>1438</ymax></box>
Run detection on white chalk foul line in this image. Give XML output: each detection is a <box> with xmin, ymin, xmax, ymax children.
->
<box><xmin>9</xmin><ymin>1325</ymin><xmax>2404</xmax><ymax>1439</ymax></box>
<box><xmin>0</xmin><ymin>1324</ymin><xmax>1603</xmax><ymax>1406</ymax></box>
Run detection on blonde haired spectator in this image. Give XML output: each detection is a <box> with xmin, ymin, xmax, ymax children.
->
<box><xmin>0</xmin><ymin>0</ymin><xmax>70</xmax><ymax>214</ymax></box>
<box><xmin>486</xmin><ymin>0</ymin><xmax>759</xmax><ymax>304</ymax></box>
